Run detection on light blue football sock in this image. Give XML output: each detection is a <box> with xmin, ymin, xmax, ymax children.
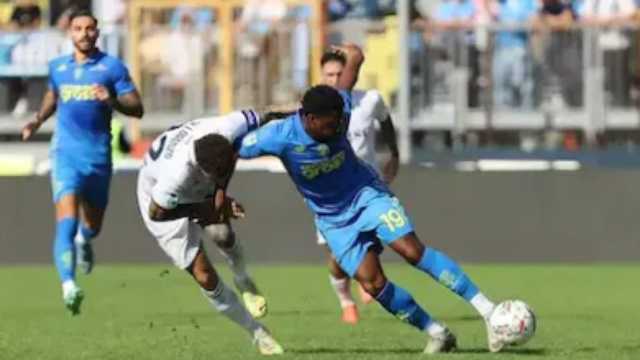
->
<box><xmin>416</xmin><ymin>247</ymin><xmax>479</xmax><ymax>301</ymax></box>
<box><xmin>375</xmin><ymin>281</ymin><xmax>434</xmax><ymax>331</ymax></box>
<box><xmin>54</xmin><ymin>217</ymin><xmax>79</xmax><ymax>282</ymax></box>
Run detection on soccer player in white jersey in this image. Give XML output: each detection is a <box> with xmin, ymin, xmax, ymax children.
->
<box><xmin>318</xmin><ymin>49</ymin><xmax>400</xmax><ymax>324</ymax></box>
<box><xmin>136</xmin><ymin>111</ymin><xmax>283</xmax><ymax>355</ymax></box>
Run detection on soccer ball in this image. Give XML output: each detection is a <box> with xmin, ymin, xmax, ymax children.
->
<box><xmin>489</xmin><ymin>300</ymin><xmax>536</xmax><ymax>346</ymax></box>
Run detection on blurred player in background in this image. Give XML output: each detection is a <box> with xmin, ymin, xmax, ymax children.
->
<box><xmin>136</xmin><ymin>111</ymin><xmax>283</xmax><ymax>355</ymax></box>
<box><xmin>317</xmin><ymin>48</ymin><xmax>400</xmax><ymax>324</ymax></box>
<box><xmin>238</xmin><ymin>44</ymin><xmax>508</xmax><ymax>353</ymax></box>
<box><xmin>21</xmin><ymin>9</ymin><xmax>144</xmax><ymax>315</ymax></box>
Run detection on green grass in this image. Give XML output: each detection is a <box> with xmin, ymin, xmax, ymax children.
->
<box><xmin>0</xmin><ymin>264</ymin><xmax>639</xmax><ymax>360</ymax></box>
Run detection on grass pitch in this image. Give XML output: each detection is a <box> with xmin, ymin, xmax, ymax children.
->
<box><xmin>0</xmin><ymin>264</ymin><xmax>638</xmax><ymax>360</ymax></box>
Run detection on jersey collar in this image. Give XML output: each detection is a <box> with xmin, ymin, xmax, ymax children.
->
<box><xmin>294</xmin><ymin>111</ymin><xmax>318</xmax><ymax>145</ymax></box>
<box><xmin>68</xmin><ymin>48</ymin><xmax>104</xmax><ymax>65</ymax></box>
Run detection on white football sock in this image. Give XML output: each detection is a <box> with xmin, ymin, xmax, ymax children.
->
<box><xmin>201</xmin><ymin>281</ymin><xmax>261</xmax><ymax>335</ymax></box>
<box><xmin>217</xmin><ymin>240</ymin><xmax>250</xmax><ymax>282</ymax></box>
<box><xmin>426</xmin><ymin>321</ymin><xmax>447</xmax><ymax>338</ymax></box>
<box><xmin>470</xmin><ymin>292</ymin><xmax>496</xmax><ymax>320</ymax></box>
<box><xmin>329</xmin><ymin>275</ymin><xmax>355</xmax><ymax>308</ymax></box>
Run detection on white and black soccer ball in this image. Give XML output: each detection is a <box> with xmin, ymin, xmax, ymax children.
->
<box><xmin>489</xmin><ymin>300</ymin><xmax>536</xmax><ymax>345</ymax></box>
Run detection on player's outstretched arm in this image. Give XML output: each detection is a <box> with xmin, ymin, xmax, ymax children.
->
<box><xmin>331</xmin><ymin>43</ymin><xmax>365</xmax><ymax>91</ymax></box>
<box><xmin>380</xmin><ymin>114</ymin><xmax>400</xmax><ymax>184</ymax></box>
<box><xmin>93</xmin><ymin>85</ymin><xmax>144</xmax><ymax>118</ymax></box>
<box><xmin>22</xmin><ymin>89</ymin><xmax>57</xmax><ymax>141</ymax></box>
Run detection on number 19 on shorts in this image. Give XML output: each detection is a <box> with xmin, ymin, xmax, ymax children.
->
<box><xmin>379</xmin><ymin>208</ymin><xmax>407</xmax><ymax>232</ymax></box>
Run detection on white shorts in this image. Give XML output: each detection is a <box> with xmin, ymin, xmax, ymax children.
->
<box><xmin>137</xmin><ymin>173</ymin><xmax>202</xmax><ymax>270</ymax></box>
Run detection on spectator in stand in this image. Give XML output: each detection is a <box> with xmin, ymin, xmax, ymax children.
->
<box><xmin>8</xmin><ymin>0</ymin><xmax>42</xmax><ymax>118</ymax></box>
<box><xmin>493</xmin><ymin>0</ymin><xmax>537</xmax><ymax>108</ymax></box>
<box><xmin>579</xmin><ymin>0</ymin><xmax>636</xmax><ymax>107</ymax></box>
<box><xmin>534</xmin><ymin>0</ymin><xmax>583</xmax><ymax>107</ymax></box>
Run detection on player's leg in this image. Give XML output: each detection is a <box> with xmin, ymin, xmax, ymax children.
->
<box><xmin>390</xmin><ymin>234</ymin><xmax>495</xmax><ymax>318</ymax></box>
<box><xmin>353</xmin><ymin>247</ymin><xmax>456</xmax><ymax>354</ymax></box>
<box><xmin>75</xmin><ymin>171</ymin><xmax>111</xmax><ymax>274</ymax></box>
<box><xmin>51</xmin><ymin>157</ymin><xmax>86</xmax><ymax>315</ymax></box>
<box><xmin>53</xmin><ymin>193</ymin><xmax>84</xmax><ymax>315</ymax></box>
<box><xmin>136</xmin><ymin>183</ymin><xmax>283</xmax><ymax>355</ymax></box>
<box><xmin>204</xmin><ymin>223</ymin><xmax>267</xmax><ymax>319</ymax></box>
<box><xmin>389</xmin><ymin>233</ymin><xmax>502</xmax><ymax>352</ymax></box>
<box><xmin>319</xmin><ymin>230</ymin><xmax>359</xmax><ymax>324</ymax></box>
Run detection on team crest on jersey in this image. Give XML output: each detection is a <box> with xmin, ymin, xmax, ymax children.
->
<box><xmin>89</xmin><ymin>64</ymin><xmax>108</xmax><ymax>72</ymax></box>
<box><xmin>315</xmin><ymin>144</ymin><xmax>330</xmax><ymax>157</ymax></box>
<box><xmin>293</xmin><ymin>144</ymin><xmax>305</xmax><ymax>153</ymax></box>
<box><xmin>242</xmin><ymin>132</ymin><xmax>258</xmax><ymax>146</ymax></box>
<box><xmin>56</xmin><ymin>64</ymin><xmax>68</xmax><ymax>72</ymax></box>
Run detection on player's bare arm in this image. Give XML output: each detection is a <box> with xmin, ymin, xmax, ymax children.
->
<box><xmin>331</xmin><ymin>43</ymin><xmax>365</xmax><ymax>91</ymax></box>
<box><xmin>93</xmin><ymin>85</ymin><xmax>144</xmax><ymax>118</ymax></box>
<box><xmin>22</xmin><ymin>89</ymin><xmax>57</xmax><ymax>141</ymax></box>
<box><xmin>380</xmin><ymin>115</ymin><xmax>400</xmax><ymax>184</ymax></box>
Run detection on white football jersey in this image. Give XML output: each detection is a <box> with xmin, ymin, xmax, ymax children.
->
<box><xmin>346</xmin><ymin>89</ymin><xmax>390</xmax><ymax>172</ymax></box>
<box><xmin>139</xmin><ymin>110</ymin><xmax>260</xmax><ymax>209</ymax></box>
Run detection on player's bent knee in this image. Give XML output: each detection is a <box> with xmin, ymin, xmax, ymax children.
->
<box><xmin>204</xmin><ymin>224</ymin><xmax>235</xmax><ymax>248</ymax></box>
<box><xmin>192</xmin><ymin>267</ymin><xmax>219</xmax><ymax>290</ymax></box>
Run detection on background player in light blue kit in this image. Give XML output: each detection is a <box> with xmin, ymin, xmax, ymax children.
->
<box><xmin>21</xmin><ymin>9</ymin><xmax>144</xmax><ymax>315</ymax></box>
<box><xmin>238</xmin><ymin>44</ymin><xmax>506</xmax><ymax>353</ymax></box>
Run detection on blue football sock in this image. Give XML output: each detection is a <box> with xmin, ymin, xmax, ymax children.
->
<box><xmin>54</xmin><ymin>217</ymin><xmax>79</xmax><ymax>282</ymax></box>
<box><xmin>416</xmin><ymin>247</ymin><xmax>479</xmax><ymax>301</ymax></box>
<box><xmin>375</xmin><ymin>281</ymin><xmax>433</xmax><ymax>331</ymax></box>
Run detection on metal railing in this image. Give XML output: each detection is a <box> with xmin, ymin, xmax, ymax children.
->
<box><xmin>406</xmin><ymin>23</ymin><xmax>640</xmax><ymax>152</ymax></box>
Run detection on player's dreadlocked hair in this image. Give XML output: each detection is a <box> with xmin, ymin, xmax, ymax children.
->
<box><xmin>301</xmin><ymin>85</ymin><xmax>344</xmax><ymax>117</ymax></box>
<box><xmin>321</xmin><ymin>50</ymin><xmax>346</xmax><ymax>67</ymax></box>
<box><xmin>194</xmin><ymin>134</ymin><xmax>234</xmax><ymax>176</ymax></box>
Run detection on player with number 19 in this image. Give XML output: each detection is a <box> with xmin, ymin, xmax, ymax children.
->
<box><xmin>238</xmin><ymin>44</ymin><xmax>515</xmax><ymax>353</ymax></box>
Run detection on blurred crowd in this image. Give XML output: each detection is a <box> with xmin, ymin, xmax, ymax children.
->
<box><xmin>416</xmin><ymin>0</ymin><xmax>640</xmax><ymax>110</ymax></box>
<box><xmin>1</xmin><ymin>0</ymin><xmax>640</xmax><ymax>119</ymax></box>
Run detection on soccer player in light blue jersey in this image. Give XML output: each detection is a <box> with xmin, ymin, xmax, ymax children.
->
<box><xmin>22</xmin><ymin>9</ymin><xmax>144</xmax><ymax>315</ymax></box>
<box><xmin>238</xmin><ymin>44</ymin><xmax>505</xmax><ymax>353</ymax></box>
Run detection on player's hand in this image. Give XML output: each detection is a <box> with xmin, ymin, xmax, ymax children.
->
<box><xmin>221</xmin><ymin>197</ymin><xmax>246</xmax><ymax>220</ymax></box>
<box><xmin>22</xmin><ymin>119</ymin><xmax>41</xmax><ymax>141</ymax></box>
<box><xmin>92</xmin><ymin>84</ymin><xmax>112</xmax><ymax>103</ymax></box>
<box><xmin>382</xmin><ymin>156</ymin><xmax>399</xmax><ymax>184</ymax></box>
<box><xmin>330</xmin><ymin>43</ymin><xmax>364</xmax><ymax>62</ymax></box>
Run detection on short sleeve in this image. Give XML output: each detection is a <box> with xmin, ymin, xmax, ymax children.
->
<box><xmin>48</xmin><ymin>62</ymin><xmax>58</xmax><ymax>94</ymax></box>
<box><xmin>237</xmin><ymin>119</ymin><xmax>286</xmax><ymax>159</ymax></box>
<box><xmin>111</xmin><ymin>61</ymin><xmax>136</xmax><ymax>96</ymax></box>
<box><xmin>369</xmin><ymin>91</ymin><xmax>390</xmax><ymax>122</ymax></box>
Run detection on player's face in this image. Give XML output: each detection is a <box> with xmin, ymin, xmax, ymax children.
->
<box><xmin>70</xmin><ymin>16</ymin><xmax>99</xmax><ymax>53</ymax></box>
<box><xmin>200</xmin><ymin>153</ymin><xmax>235</xmax><ymax>187</ymax></box>
<box><xmin>306</xmin><ymin>112</ymin><xmax>343</xmax><ymax>143</ymax></box>
<box><xmin>321</xmin><ymin>61</ymin><xmax>344</xmax><ymax>88</ymax></box>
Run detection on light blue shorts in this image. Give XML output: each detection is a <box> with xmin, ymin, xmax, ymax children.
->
<box><xmin>315</xmin><ymin>186</ymin><xmax>414</xmax><ymax>277</ymax></box>
<box><xmin>51</xmin><ymin>155</ymin><xmax>112</xmax><ymax>209</ymax></box>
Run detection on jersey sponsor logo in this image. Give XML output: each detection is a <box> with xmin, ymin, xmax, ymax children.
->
<box><xmin>293</xmin><ymin>144</ymin><xmax>306</xmax><ymax>153</ymax></box>
<box><xmin>300</xmin><ymin>151</ymin><xmax>345</xmax><ymax>180</ymax></box>
<box><xmin>315</xmin><ymin>144</ymin><xmax>330</xmax><ymax>157</ymax></box>
<box><xmin>60</xmin><ymin>84</ymin><xmax>96</xmax><ymax>102</ymax></box>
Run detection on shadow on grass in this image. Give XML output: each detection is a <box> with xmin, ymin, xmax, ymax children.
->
<box><xmin>289</xmin><ymin>347</ymin><xmax>547</xmax><ymax>356</ymax></box>
<box><xmin>290</xmin><ymin>347</ymin><xmax>417</xmax><ymax>355</ymax></box>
